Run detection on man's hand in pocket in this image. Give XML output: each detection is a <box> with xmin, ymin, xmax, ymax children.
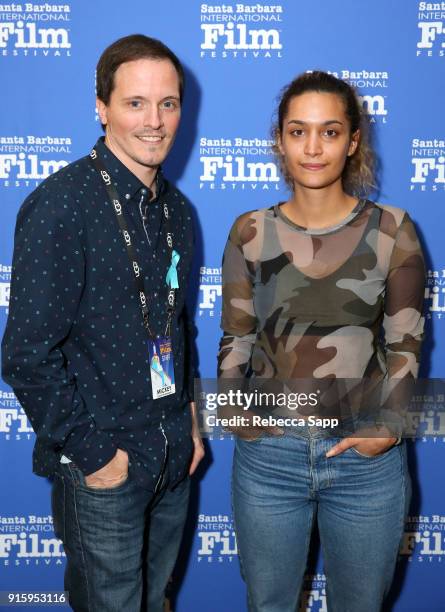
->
<box><xmin>84</xmin><ymin>449</ymin><xmax>129</xmax><ymax>489</ymax></box>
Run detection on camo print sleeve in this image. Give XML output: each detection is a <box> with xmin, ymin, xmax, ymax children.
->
<box><xmin>383</xmin><ymin>212</ymin><xmax>425</xmax><ymax>378</ymax></box>
<box><xmin>218</xmin><ymin>212</ymin><xmax>257</xmax><ymax>378</ymax></box>
<box><xmin>217</xmin><ymin>200</ymin><xmax>425</xmax><ymax>385</ymax></box>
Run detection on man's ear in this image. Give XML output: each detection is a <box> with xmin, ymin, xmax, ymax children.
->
<box><xmin>96</xmin><ymin>98</ymin><xmax>108</xmax><ymax>127</ymax></box>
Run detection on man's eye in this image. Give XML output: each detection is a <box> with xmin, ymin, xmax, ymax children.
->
<box><xmin>291</xmin><ymin>129</ymin><xmax>304</xmax><ymax>136</ymax></box>
<box><xmin>324</xmin><ymin>129</ymin><xmax>337</xmax><ymax>137</ymax></box>
<box><xmin>162</xmin><ymin>100</ymin><xmax>177</xmax><ymax>110</ymax></box>
<box><xmin>130</xmin><ymin>100</ymin><xmax>141</xmax><ymax>108</ymax></box>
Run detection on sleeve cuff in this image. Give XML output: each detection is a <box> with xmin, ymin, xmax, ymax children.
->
<box><xmin>62</xmin><ymin>427</ymin><xmax>117</xmax><ymax>476</ymax></box>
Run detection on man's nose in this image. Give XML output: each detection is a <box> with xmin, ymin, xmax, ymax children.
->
<box><xmin>143</xmin><ymin>104</ymin><xmax>163</xmax><ymax>130</ymax></box>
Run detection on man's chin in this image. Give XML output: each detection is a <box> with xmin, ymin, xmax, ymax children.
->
<box><xmin>136</xmin><ymin>146</ymin><xmax>171</xmax><ymax>166</ymax></box>
<box><xmin>134</xmin><ymin>154</ymin><xmax>166</xmax><ymax>169</ymax></box>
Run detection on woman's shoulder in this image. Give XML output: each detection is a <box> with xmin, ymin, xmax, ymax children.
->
<box><xmin>372</xmin><ymin>201</ymin><xmax>407</xmax><ymax>222</ymax></box>
<box><xmin>232</xmin><ymin>206</ymin><xmax>272</xmax><ymax>226</ymax></box>
<box><xmin>228</xmin><ymin>206</ymin><xmax>273</xmax><ymax>242</ymax></box>
<box><xmin>367</xmin><ymin>200</ymin><xmax>411</xmax><ymax>236</ymax></box>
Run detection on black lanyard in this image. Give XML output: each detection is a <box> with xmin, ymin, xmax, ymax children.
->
<box><xmin>90</xmin><ymin>148</ymin><xmax>176</xmax><ymax>338</ymax></box>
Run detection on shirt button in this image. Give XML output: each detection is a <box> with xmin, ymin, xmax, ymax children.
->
<box><xmin>141</xmin><ymin>188</ymin><xmax>147</xmax><ymax>195</ymax></box>
<box><xmin>125</xmin><ymin>193</ymin><xmax>131</xmax><ymax>200</ymax></box>
<box><xmin>154</xmin><ymin>292</ymin><xmax>158</xmax><ymax>297</ymax></box>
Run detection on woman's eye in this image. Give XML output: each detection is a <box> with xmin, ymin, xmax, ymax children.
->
<box><xmin>324</xmin><ymin>129</ymin><xmax>337</xmax><ymax>137</ymax></box>
<box><xmin>291</xmin><ymin>129</ymin><xmax>304</xmax><ymax>136</ymax></box>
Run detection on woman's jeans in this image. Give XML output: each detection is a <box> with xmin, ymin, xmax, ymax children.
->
<box><xmin>232</xmin><ymin>429</ymin><xmax>410</xmax><ymax>612</ymax></box>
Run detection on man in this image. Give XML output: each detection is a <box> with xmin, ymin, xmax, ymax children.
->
<box><xmin>2</xmin><ymin>34</ymin><xmax>204</xmax><ymax>611</ymax></box>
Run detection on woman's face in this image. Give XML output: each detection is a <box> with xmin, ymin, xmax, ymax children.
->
<box><xmin>277</xmin><ymin>91</ymin><xmax>359</xmax><ymax>192</ymax></box>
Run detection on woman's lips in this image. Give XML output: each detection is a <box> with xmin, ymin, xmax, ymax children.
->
<box><xmin>301</xmin><ymin>163</ymin><xmax>326</xmax><ymax>171</ymax></box>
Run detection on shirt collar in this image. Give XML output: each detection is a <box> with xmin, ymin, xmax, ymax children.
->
<box><xmin>93</xmin><ymin>137</ymin><xmax>165</xmax><ymax>201</ymax></box>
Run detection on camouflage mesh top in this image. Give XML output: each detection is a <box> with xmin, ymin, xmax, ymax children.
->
<box><xmin>218</xmin><ymin>199</ymin><xmax>425</xmax><ymax>387</ymax></box>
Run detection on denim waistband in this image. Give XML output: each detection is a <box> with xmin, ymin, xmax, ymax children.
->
<box><xmin>281</xmin><ymin>425</ymin><xmax>337</xmax><ymax>439</ymax></box>
<box><xmin>279</xmin><ymin>414</ymin><xmax>377</xmax><ymax>439</ymax></box>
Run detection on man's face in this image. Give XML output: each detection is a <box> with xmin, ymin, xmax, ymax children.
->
<box><xmin>97</xmin><ymin>58</ymin><xmax>181</xmax><ymax>180</ymax></box>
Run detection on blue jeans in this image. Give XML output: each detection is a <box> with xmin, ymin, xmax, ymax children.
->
<box><xmin>51</xmin><ymin>461</ymin><xmax>189</xmax><ymax>612</ymax></box>
<box><xmin>232</xmin><ymin>430</ymin><xmax>410</xmax><ymax>612</ymax></box>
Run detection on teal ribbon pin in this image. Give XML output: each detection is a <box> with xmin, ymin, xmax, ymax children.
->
<box><xmin>166</xmin><ymin>250</ymin><xmax>180</xmax><ymax>289</ymax></box>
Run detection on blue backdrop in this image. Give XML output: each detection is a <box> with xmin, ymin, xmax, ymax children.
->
<box><xmin>1</xmin><ymin>1</ymin><xmax>444</xmax><ymax>610</ymax></box>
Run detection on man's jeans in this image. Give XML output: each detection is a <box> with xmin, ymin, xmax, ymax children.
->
<box><xmin>232</xmin><ymin>430</ymin><xmax>410</xmax><ymax>612</ymax></box>
<box><xmin>51</xmin><ymin>461</ymin><xmax>189</xmax><ymax>612</ymax></box>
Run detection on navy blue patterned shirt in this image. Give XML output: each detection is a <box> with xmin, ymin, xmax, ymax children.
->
<box><xmin>2</xmin><ymin>138</ymin><xmax>195</xmax><ymax>490</ymax></box>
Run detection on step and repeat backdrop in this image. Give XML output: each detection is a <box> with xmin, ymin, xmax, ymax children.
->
<box><xmin>0</xmin><ymin>1</ymin><xmax>444</xmax><ymax>610</ymax></box>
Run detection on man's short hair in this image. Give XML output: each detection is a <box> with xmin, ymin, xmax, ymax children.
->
<box><xmin>96</xmin><ymin>34</ymin><xmax>185</xmax><ymax>105</ymax></box>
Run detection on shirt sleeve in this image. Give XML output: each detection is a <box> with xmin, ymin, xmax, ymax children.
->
<box><xmin>183</xmin><ymin>303</ymin><xmax>197</xmax><ymax>401</ymax></box>
<box><xmin>1</xmin><ymin>184</ymin><xmax>117</xmax><ymax>474</ymax></box>
<box><xmin>379</xmin><ymin>212</ymin><xmax>426</xmax><ymax>431</ymax></box>
<box><xmin>178</xmin><ymin>196</ymin><xmax>197</xmax><ymax>402</ymax></box>
<box><xmin>218</xmin><ymin>215</ymin><xmax>257</xmax><ymax>378</ymax></box>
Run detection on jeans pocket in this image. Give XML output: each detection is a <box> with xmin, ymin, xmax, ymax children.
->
<box><xmin>349</xmin><ymin>444</ymin><xmax>396</xmax><ymax>459</ymax></box>
<box><xmin>68</xmin><ymin>462</ymin><xmax>130</xmax><ymax>493</ymax></box>
<box><xmin>51</xmin><ymin>473</ymin><xmax>66</xmax><ymax>542</ymax></box>
<box><xmin>85</xmin><ymin>472</ymin><xmax>130</xmax><ymax>492</ymax></box>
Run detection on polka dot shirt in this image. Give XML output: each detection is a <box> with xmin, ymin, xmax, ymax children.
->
<box><xmin>2</xmin><ymin>138</ymin><xmax>195</xmax><ymax>490</ymax></box>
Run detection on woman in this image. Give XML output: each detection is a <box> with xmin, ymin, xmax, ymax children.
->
<box><xmin>217</xmin><ymin>71</ymin><xmax>425</xmax><ymax>612</ymax></box>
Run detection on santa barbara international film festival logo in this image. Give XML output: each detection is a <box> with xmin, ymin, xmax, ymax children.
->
<box><xmin>410</xmin><ymin>137</ymin><xmax>445</xmax><ymax>192</ymax></box>
<box><xmin>199</xmin><ymin>265</ymin><xmax>222</xmax><ymax>318</ymax></box>
<box><xmin>0</xmin><ymin>3</ymin><xmax>71</xmax><ymax>57</ymax></box>
<box><xmin>200</xmin><ymin>3</ymin><xmax>283</xmax><ymax>58</ymax></box>
<box><xmin>416</xmin><ymin>1</ymin><xmax>445</xmax><ymax>56</ymax></box>
<box><xmin>300</xmin><ymin>574</ymin><xmax>327</xmax><ymax>612</ymax></box>
<box><xmin>199</xmin><ymin>136</ymin><xmax>281</xmax><ymax>191</ymax></box>
<box><xmin>0</xmin><ymin>514</ymin><xmax>65</xmax><ymax>567</ymax></box>
<box><xmin>406</xmin><ymin>389</ymin><xmax>445</xmax><ymax>443</ymax></box>
<box><xmin>0</xmin><ymin>262</ymin><xmax>11</xmax><ymax>316</ymax></box>
<box><xmin>197</xmin><ymin>514</ymin><xmax>237</xmax><ymax>563</ymax></box>
<box><xmin>0</xmin><ymin>388</ymin><xmax>34</xmax><ymax>441</ymax></box>
<box><xmin>401</xmin><ymin>515</ymin><xmax>445</xmax><ymax>562</ymax></box>
<box><xmin>0</xmin><ymin>135</ymin><xmax>71</xmax><ymax>188</ymax></box>
<box><xmin>327</xmin><ymin>69</ymin><xmax>389</xmax><ymax>123</ymax></box>
<box><xmin>425</xmin><ymin>267</ymin><xmax>445</xmax><ymax>321</ymax></box>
